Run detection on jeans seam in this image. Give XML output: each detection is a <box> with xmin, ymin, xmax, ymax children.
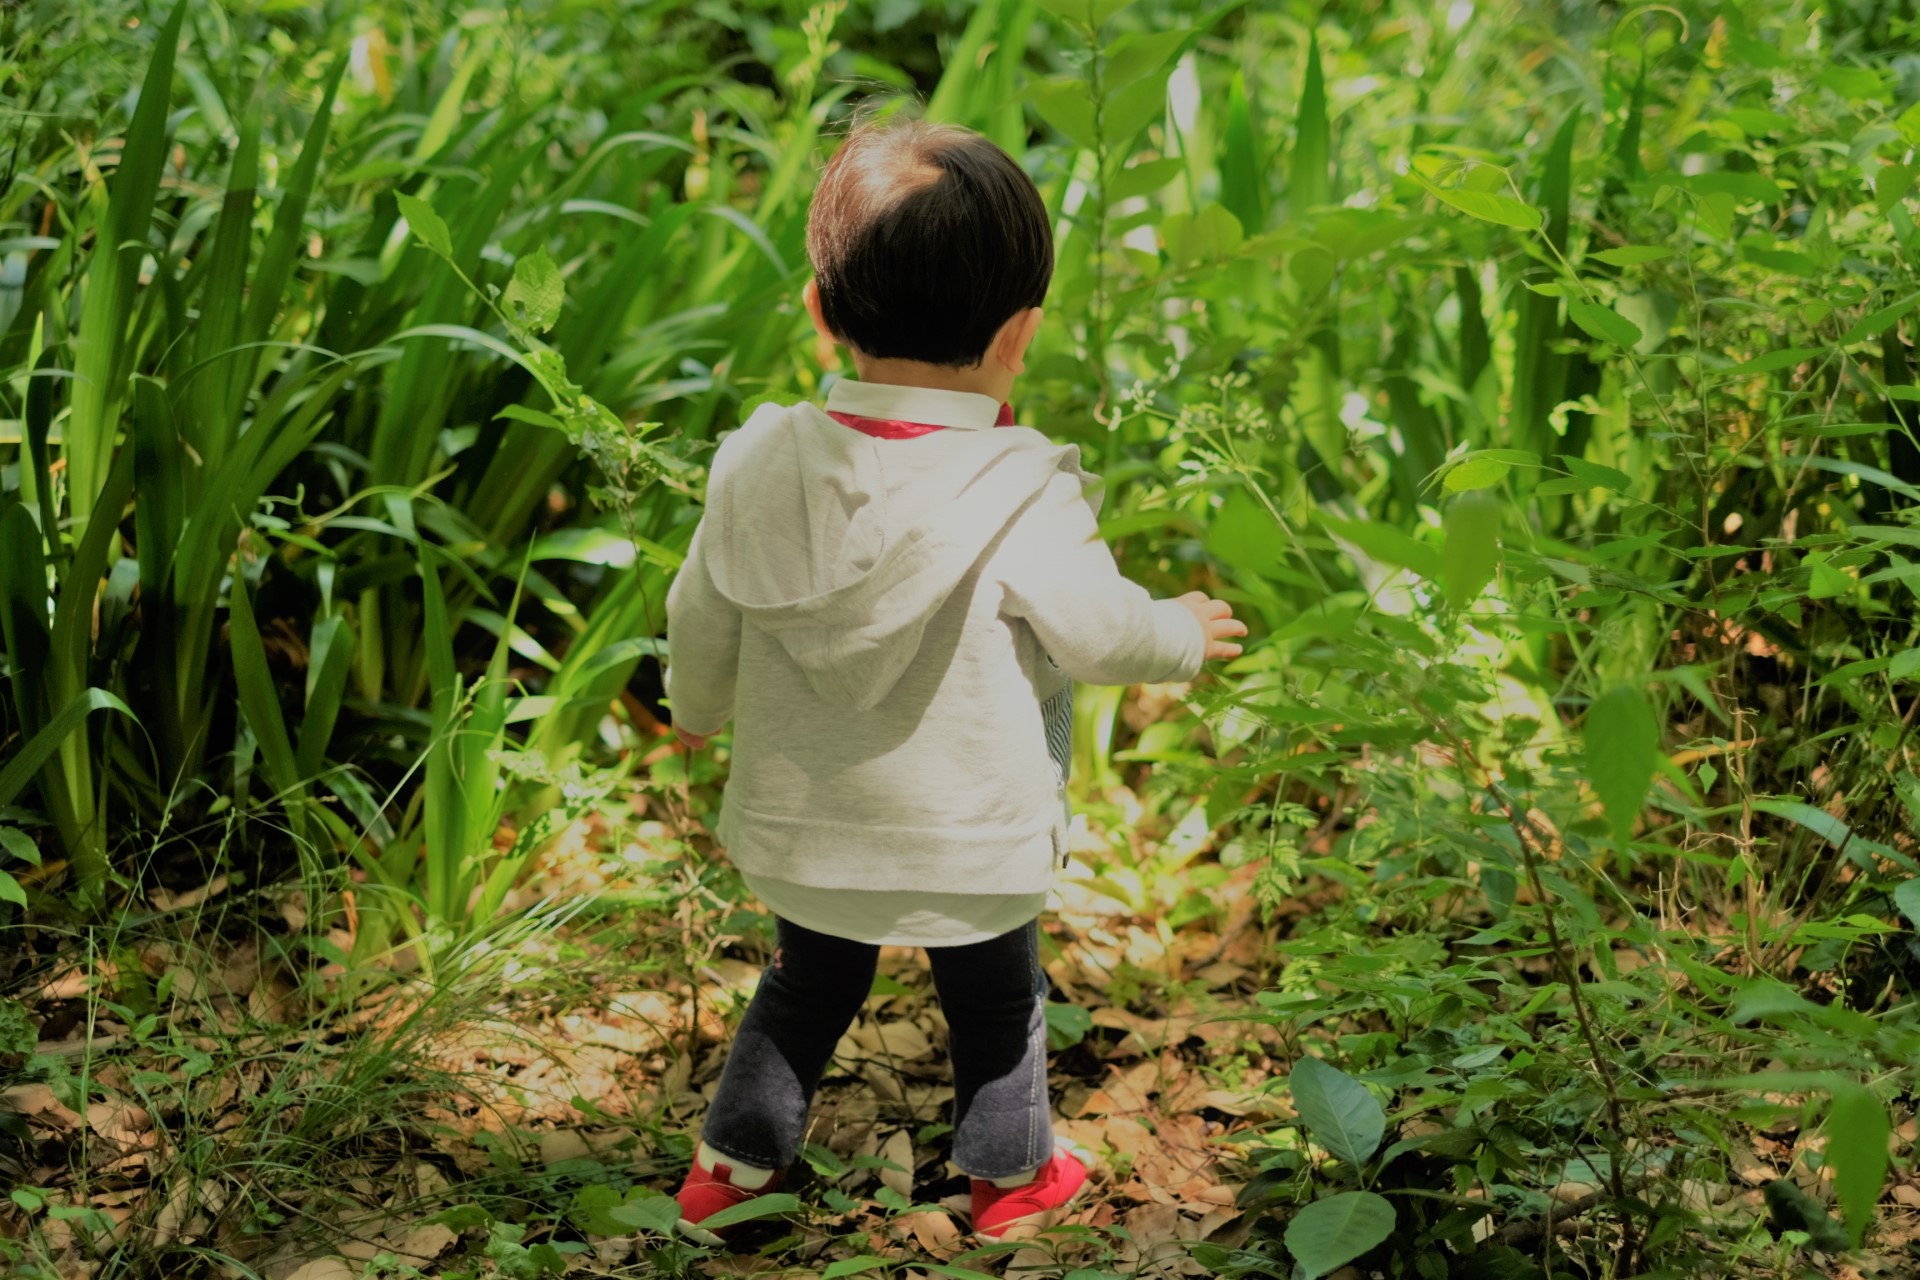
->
<box><xmin>1028</xmin><ymin>925</ymin><xmax>1042</xmax><ymax>1169</ymax></box>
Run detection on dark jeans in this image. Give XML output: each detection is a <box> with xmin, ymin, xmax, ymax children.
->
<box><xmin>699</xmin><ymin>915</ymin><xmax>1053</xmax><ymax>1180</ymax></box>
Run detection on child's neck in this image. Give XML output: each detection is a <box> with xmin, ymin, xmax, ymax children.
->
<box><xmin>849</xmin><ymin>355</ymin><xmax>1014</xmax><ymax>405</ymax></box>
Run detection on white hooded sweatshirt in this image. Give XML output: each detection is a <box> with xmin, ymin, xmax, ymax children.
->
<box><xmin>665</xmin><ymin>380</ymin><xmax>1206</xmax><ymax>927</ymax></box>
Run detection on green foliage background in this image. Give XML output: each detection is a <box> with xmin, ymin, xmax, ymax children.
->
<box><xmin>3</xmin><ymin>0</ymin><xmax>1919</xmax><ymax>1273</ymax></box>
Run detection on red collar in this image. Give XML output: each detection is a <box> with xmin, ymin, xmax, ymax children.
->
<box><xmin>827</xmin><ymin>400</ymin><xmax>1016</xmax><ymax>439</ymax></box>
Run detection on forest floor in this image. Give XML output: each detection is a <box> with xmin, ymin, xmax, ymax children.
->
<box><xmin>5</xmin><ymin>786</ymin><xmax>1919</xmax><ymax>1278</ymax></box>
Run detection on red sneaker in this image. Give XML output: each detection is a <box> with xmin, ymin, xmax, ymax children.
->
<box><xmin>969</xmin><ymin>1141</ymin><xmax>1092</xmax><ymax>1240</ymax></box>
<box><xmin>674</xmin><ymin>1154</ymin><xmax>782</xmax><ymax>1246</ymax></box>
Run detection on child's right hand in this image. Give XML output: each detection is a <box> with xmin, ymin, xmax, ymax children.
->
<box><xmin>1176</xmin><ymin>592</ymin><xmax>1247</xmax><ymax>661</ymax></box>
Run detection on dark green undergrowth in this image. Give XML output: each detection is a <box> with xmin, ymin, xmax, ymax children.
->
<box><xmin>3</xmin><ymin>0</ymin><xmax>1919</xmax><ymax>1276</ymax></box>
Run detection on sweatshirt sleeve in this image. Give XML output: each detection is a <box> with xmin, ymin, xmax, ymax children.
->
<box><xmin>664</xmin><ymin>514</ymin><xmax>742</xmax><ymax>736</ymax></box>
<box><xmin>1000</xmin><ymin>470</ymin><xmax>1207</xmax><ymax>687</ymax></box>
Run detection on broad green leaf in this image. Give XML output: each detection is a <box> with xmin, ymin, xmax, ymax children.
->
<box><xmin>606</xmin><ymin>1190</ymin><xmax>682</xmax><ymax>1234</ymax></box>
<box><xmin>1284</xmin><ymin>1190</ymin><xmax>1395</xmax><ymax>1279</ymax></box>
<box><xmin>1290</xmin><ymin>29</ymin><xmax>1330</xmax><ymax>211</ymax></box>
<box><xmin>0</xmin><ymin>827</ymin><xmax>41</xmax><ymax>867</ymax></box>
<box><xmin>1322</xmin><ymin>517</ymin><xmax>1443</xmax><ymax>581</ymax></box>
<box><xmin>1442</xmin><ymin>456</ymin><xmax>1510</xmax><ymax>493</ymax></box>
<box><xmin>1028</xmin><ymin>80</ymin><xmax>1099</xmax><ymax>152</ymax></box>
<box><xmin>1413</xmin><ymin>174</ymin><xmax>1542</xmax><ymax>230</ymax></box>
<box><xmin>1104</xmin><ymin>68</ymin><xmax>1173</xmax><ymax>145</ymax></box>
<box><xmin>1442</xmin><ymin>489</ymin><xmax>1500</xmax><ymax>610</ymax></box>
<box><xmin>505</xmin><ymin>247</ymin><xmax>565</xmax><ymax>335</ymax></box>
<box><xmin>1104</xmin><ymin>28</ymin><xmax>1190</xmax><ymax>87</ymax></box>
<box><xmin>1838</xmin><ymin>292</ymin><xmax>1920</xmax><ymax>345</ymax></box>
<box><xmin>692</xmin><ymin>1192</ymin><xmax>801</xmax><ymax>1231</ymax></box>
<box><xmin>1729</xmin><ymin>347</ymin><xmax>1821</xmax><ymax>375</ymax></box>
<box><xmin>1826</xmin><ymin>1084</ymin><xmax>1890</xmax><ymax>1247</ymax></box>
<box><xmin>1584</xmin><ymin>685</ymin><xmax>1658</xmax><ymax>842</ymax></box>
<box><xmin>0</xmin><ymin>870</ymin><xmax>22</xmax><ymax>908</ymax></box>
<box><xmin>1034</xmin><ymin>0</ymin><xmax>1132</xmax><ymax>30</ymax></box>
<box><xmin>1162</xmin><ymin>202</ymin><xmax>1244</xmax><ymax>266</ymax></box>
<box><xmin>0</xmin><ymin>690</ymin><xmax>138</xmax><ymax>809</ymax></box>
<box><xmin>822</xmin><ymin>1258</ymin><xmax>891</xmax><ymax>1280</ymax></box>
<box><xmin>1558</xmin><ymin>455</ymin><xmax>1632</xmax><ymax>492</ymax></box>
<box><xmin>396</xmin><ymin>191</ymin><xmax>454</xmax><ymax>259</ymax></box>
<box><xmin>1289</xmin><ymin>1056</ymin><xmax>1385</xmax><ymax>1166</ymax></box>
<box><xmin>1110</xmin><ymin>157</ymin><xmax>1185</xmax><ymax>202</ymax></box>
<box><xmin>1590</xmin><ymin>245</ymin><xmax>1674</xmax><ymax>266</ymax></box>
<box><xmin>1894</xmin><ymin>879</ymin><xmax>1920</xmax><ymax>929</ymax></box>
<box><xmin>1568</xmin><ymin>300</ymin><xmax>1643</xmax><ymax>348</ymax></box>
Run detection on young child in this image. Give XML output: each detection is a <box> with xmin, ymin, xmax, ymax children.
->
<box><xmin>663</xmin><ymin>114</ymin><xmax>1244</xmax><ymax>1245</ymax></box>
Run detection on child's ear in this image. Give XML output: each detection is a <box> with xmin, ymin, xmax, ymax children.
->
<box><xmin>995</xmin><ymin>306</ymin><xmax>1044</xmax><ymax>376</ymax></box>
<box><xmin>802</xmin><ymin>278</ymin><xmax>840</xmax><ymax>368</ymax></box>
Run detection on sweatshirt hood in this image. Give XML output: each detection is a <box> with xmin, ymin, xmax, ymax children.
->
<box><xmin>701</xmin><ymin>389</ymin><xmax>1091</xmax><ymax>711</ymax></box>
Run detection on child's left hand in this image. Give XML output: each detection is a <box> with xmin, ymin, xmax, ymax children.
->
<box><xmin>676</xmin><ymin>726</ymin><xmax>711</xmax><ymax>751</ymax></box>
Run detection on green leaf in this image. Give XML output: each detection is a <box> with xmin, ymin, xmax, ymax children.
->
<box><xmin>1162</xmin><ymin>202</ymin><xmax>1244</xmax><ymax>266</ymax></box>
<box><xmin>1590</xmin><ymin>245</ymin><xmax>1673</xmax><ymax>266</ymax></box>
<box><xmin>1111</xmin><ymin>157</ymin><xmax>1185</xmax><ymax>202</ymax></box>
<box><xmin>1584</xmin><ymin>685</ymin><xmax>1658</xmax><ymax>842</ymax></box>
<box><xmin>1442</xmin><ymin>489</ymin><xmax>1501</xmax><ymax>610</ymax></box>
<box><xmin>1321</xmin><ymin>517</ymin><xmax>1443</xmax><ymax>581</ymax></box>
<box><xmin>1290</xmin><ymin>29</ymin><xmax>1330</xmax><ymax>211</ymax></box>
<box><xmin>1826</xmin><ymin>1083</ymin><xmax>1890</xmax><ymax>1247</ymax></box>
<box><xmin>1558</xmin><ymin>455</ymin><xmax>1633</xmax><ymax>492</ymax></box>
<box><xmin>1894</xmin><ymin>879</ymin><xmax>1920</xmax><ymax>929</ymax></box>
<box><xmin>1728</xmin><ymin>347</ymin><xmax>1821</xmax><ymax>375</ymax></box>
<box><xmin>1045</xmin><ymin>1001</ymin><xmax>1093</xmax><ymax>1050</ymax></box>
<box><xmin>1838</xmin><ymin>292</ymin><xmax>1920</xmax><ymax>345</ymax></box>
<box><xmin>605</xmin><ymin>1190</ymin><xmax>682</xmax><ymax>1235</ymax></box>
<box><xmin>1568</xmin><ymin>300</ymin><xmax>1643</xmax><ymax>348</ymax></box>
<box><xmin>1034</xmin><ymin>0</ymin><xmax>1132</xmax><ymax>31</ymax></box>
<box><xmin>1289</xmin><ymin>1056</ymin><xmax>1385</xmax><ymax>1167</ymax></box>
<box><xmin>1283</xmin><ymin>1190</ymin><xmax>1395</xmax><ymax>1279</ymax></box>
<box><xmin>0</xmin><ymin>827</ymin><xmax>41</xmax><ymax>867</ymax></box>
<box><xmin>0</xmin><ymin>870</ymin><xmax>23</xmax><ymax>908</ymax></box>
<box><xmin>0</xmin><ymin>690</ymin><xmax>138</xmax><ymax>809</ymax></box>
<box><xmin>505</xmin><ymin>247</ymin><xmax>565</xmax><ymax>335</ymax></box>
<box><xmin>1028</xmin><ymin>79</ymin><xmax>1099</xmax><ymax>152</ymax></box>
<box><xmin>1412</xmin><ymin>174</ymin><xmax>1542</xmax><ymax>230</ymax></box>
<box><xmin>822</xmin><ymin>1257</ymin><xmax>891</xmax><ymax>1279</ymax></box>
<box><xmin>1442</xmin><ymin>456</ymin><xmax>1511</xmax><ymax>493</ymax></box>
<box><xmin>396</xmin><ymin>191</ymin><xmax>454</xmax><ymax>259</ymax></box>
<box><xmin>690</xmin><ymin>1192</ymin><xmax>801</xmax><ymax>1232</ymax></box>
<box><xmin>1103</xmin><ymin>28</ymin><xmax>1189</xmax><ymax>88</ymax></box>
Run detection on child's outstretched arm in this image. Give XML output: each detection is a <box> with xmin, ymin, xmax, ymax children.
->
<box><xmin>664</xmin><ymin>517</ymin><xmax>742</xmax><ymax>748</ymax></box>
<box><xmin>1001</xmin><ymin>471</ymin><xmax>1245</xmax><ymax>686</ymax></box>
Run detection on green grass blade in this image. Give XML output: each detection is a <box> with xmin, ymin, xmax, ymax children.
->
<box><xmin>130</xmin><ymin>376</ymin><xmax>183</xmax><ymax>595</ymax></box>
<box><xmin>244</xmin><ymin>59</ymin><xmax>345</xmax><ymax>350</ymax></box>
<box><xmin>228</xmin><ymin>573</ymin><xmax>307</xmax><ymax>844</ymax></box>
<box><xmin>1510</xmin><ymin>108</ymin><xmax>1581</xmax><ymax>455</ymax></box>
<box><xmin>66</xmin><ymin>0</ymin><xmax>189</xmax><ymax>524</ymax></box>
<box><xmin>418</xmin><ymin>544</ymin><xmax>464</xmax><ymax>925</ymax></box>
<box><xmin>23</xmin><ymin>348</ymin><xmax>61</xmax><ymax>551</ymax></box>
<box><xmin>0</xmin><ymin>689</ymin><xmax>137</xmax><ymax>810</ymax></box>
<box><xmin>1219</xmin><ymin>67</ymin><xmax>1268</xmax><ymax>235</ymax></box>
<box><xmin>185</xmin><ymin>90</ymin><xmax>261</xmax><ymax>462</ymax></box>
<box><xmin>1288</xmin><ymin>27</ymin><xmax>1330</xmax><ymax>213</ymax></box>
<box><xmin>295</xmin><ymin>613</ymin><xmax>356</xmax><ymax>780</ymax></box>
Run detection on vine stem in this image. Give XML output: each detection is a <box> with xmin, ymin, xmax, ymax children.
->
<box><xmin>1443</xmin><ymin>724</ymin><xmax>1642</xmax><ymax>1275</ymax></box>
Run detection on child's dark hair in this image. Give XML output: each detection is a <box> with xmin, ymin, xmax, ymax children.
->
<box><xmin>806</xmin><ymin>113</ymin><xmax>1053</xmax><ymax>369</ymax></box>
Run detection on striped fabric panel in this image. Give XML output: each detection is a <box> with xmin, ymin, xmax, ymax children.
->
<box><xmin>1040</xmin><ymin>682</ymin><xmax>1074</xmax><ymax>785</ymax></box>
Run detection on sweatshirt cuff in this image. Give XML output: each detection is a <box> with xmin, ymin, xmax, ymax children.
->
<box><xmin>1153</xmin><ymin>598</ymin><xmax>1209</xmax><ymax>682</ymax></box>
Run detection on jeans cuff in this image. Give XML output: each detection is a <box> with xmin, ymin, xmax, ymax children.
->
<box><xmin>698</xmin><ymin>1132</ymin><xmax>784</xmax><ymax>1173</ymax></box>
